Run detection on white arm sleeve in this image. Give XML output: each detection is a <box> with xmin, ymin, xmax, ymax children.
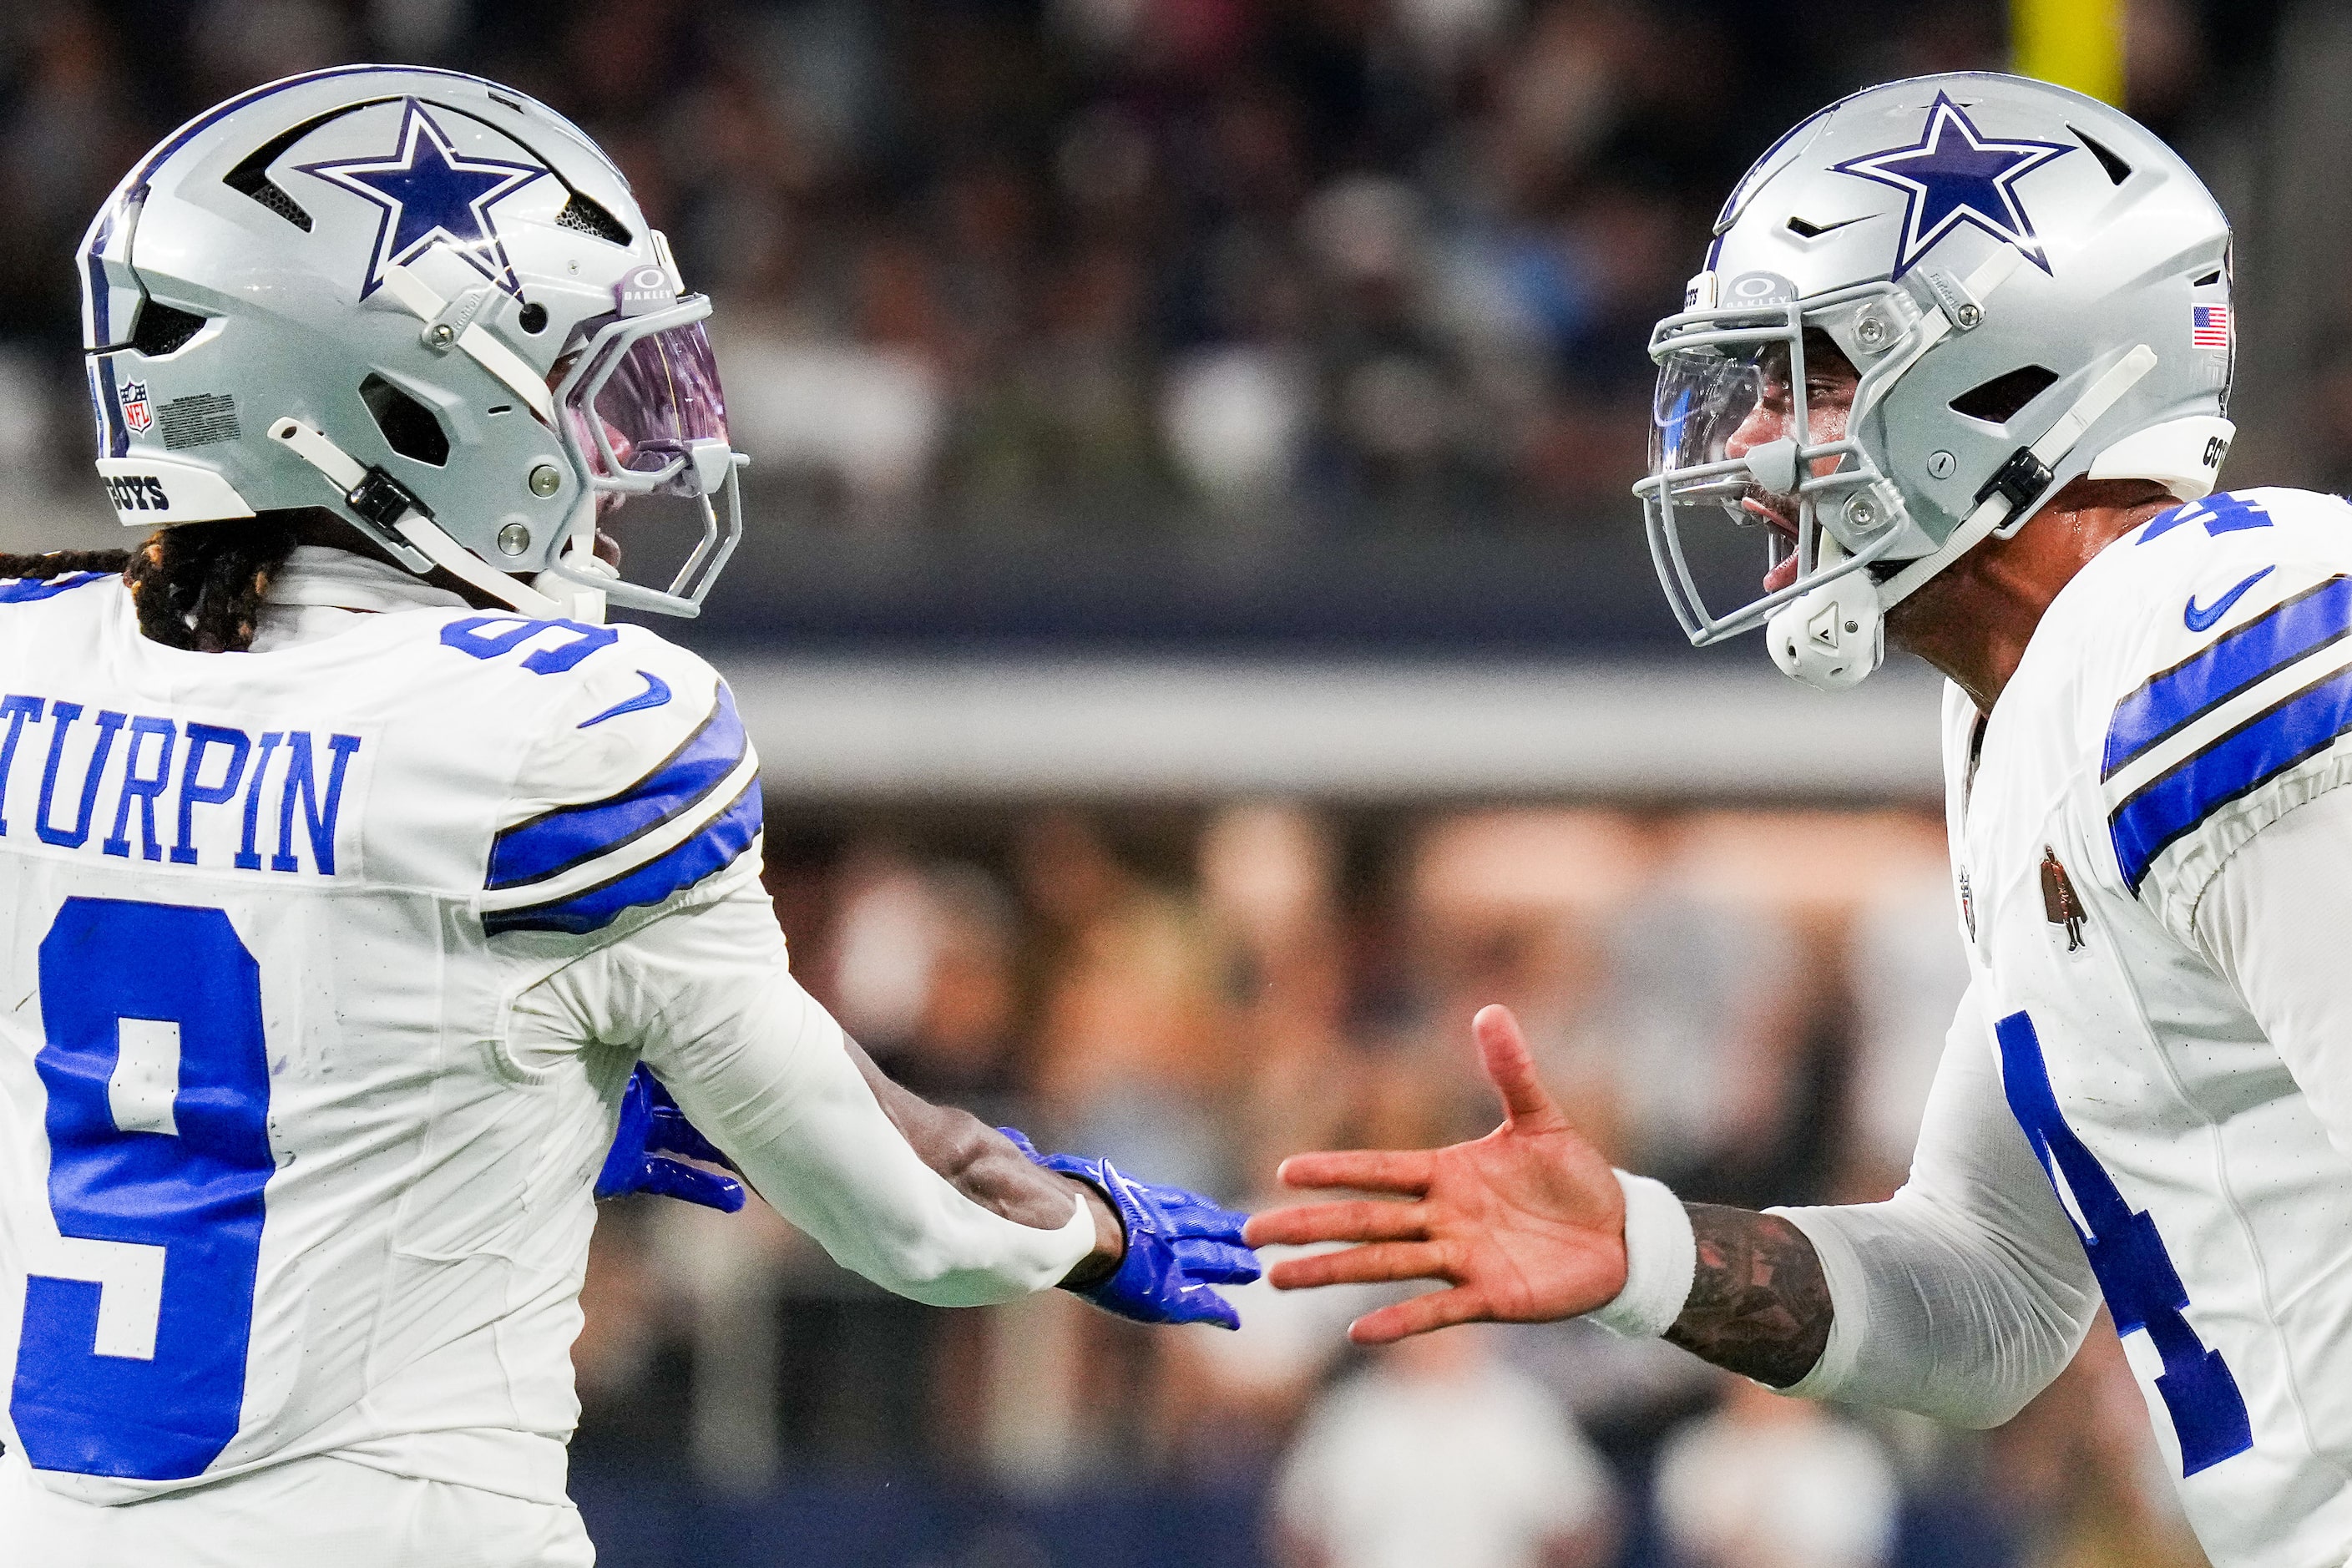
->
<box><xmin>1768</xmin><ymin>982</ymin><xmax>2100</xmax><ymax>1426</ymax></box>
<box><xmin>2189</xmin><ymin>784</ymin><xmax>2352</xmax><ymax>1164</ymax></box>
<box><xmin>521</xmin><ymin>870</ymin><xmax>1093</xmax><ymax>1307</ymax></box>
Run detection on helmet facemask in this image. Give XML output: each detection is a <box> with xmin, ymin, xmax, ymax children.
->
<box><xmin>546</xmin><ymin>279</ymin><xmax>745</xmax><ymax>617</ymax></box>
<box><xmin>1636</xmin><ymin>278</ymin><xmax>1935</xmax><ymax>648</ymax></box>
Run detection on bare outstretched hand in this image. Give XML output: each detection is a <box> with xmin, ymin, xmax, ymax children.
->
<box><xmin>1242</xmin><ymin>1004</ymin><xmax>1631</xmax><ymax>1343</ymax></box>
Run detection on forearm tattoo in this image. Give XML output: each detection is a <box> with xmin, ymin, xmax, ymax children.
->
<box><xmin>1662</xmin><ymin>1204</ymin><xmax>1834</xmax><ymax>1388</ymax></box>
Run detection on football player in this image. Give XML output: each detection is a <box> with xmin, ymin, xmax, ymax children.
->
<box><xmin>1251</xmin><ymin>72</ymin><xmax>2352</xmax><ymax>1567</ymax></box>
<box><xmin>0</xmin><ymin>68</ymin><xmax>1255</xmax><ymax>1565</ymax></box>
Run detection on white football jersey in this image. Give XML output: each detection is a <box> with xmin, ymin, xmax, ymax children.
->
<box><xmin>1946</xmin><ymin>486</ymin><xmax>2352</xmax><ymax>1565</ymax></box>
<box><xmin>0</xmin><ymin>565</ymin><xmax>758</xmax><ymax>1506</ymax></box>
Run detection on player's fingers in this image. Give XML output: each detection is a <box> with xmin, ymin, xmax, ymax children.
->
<box><xmin>646</xmin><ymin>1108</ymin><xmax>736</xmax><ymax>1169</ymax></box>
<box><xmin>1474</xmin><ymin>1004</ymin><xmax>1567</xmax><ymax>1134</ymax></box>
<box><xmin>1244</xmin><ymin>1199</ymin><xmax>1427</xmax><ymax>1248</ymax></box>
<box><xmin>1172</xmin><ymin>1285</ymin><xmax>1242</xmax><ymax>1331</ymax></box>
<box><xmin>1267</xmin><ymin>1242</ymin><xmax>1454</xmax><ymax>1292</ymax></box>
<box><xmin>1172</xmin><ymin>1237</ymin><xmax>1263</xmax><ymax>1284</ymax></box>
<box><xmin>1181</xmin><ymin>1207</ymin><xmax>1255</xmax><ymax>1245</ymax></box>
<box><xmin>1274</xmin><ymin>1148</ymin><xmax>1434</xmax><ymax>1196</ymax></box>
<box><xmin>1348</xmin><ymin>1285</ymin><xmax>1490</xmax><ymax>1345</ymax></box>
<box><xmin>636</xmin><ymin>1159</ymin><xmax>747</xmax><ymax>1213</ymax></box>
<box><xmin>1150</xmin><ymin>1192</ymin><xmax>1253</xmax><ymax>1242</ymax></box>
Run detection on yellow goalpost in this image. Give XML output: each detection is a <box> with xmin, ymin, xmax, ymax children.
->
<box><xmin>2011</xmin><ymin>0</ymin><xmax>2127</xmax><ymax>105</ymax></box>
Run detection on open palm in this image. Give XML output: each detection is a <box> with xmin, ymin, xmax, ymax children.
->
<box><xmin>1242</xmin><ymin>1004</ymin><xmax>1631</xmax><ymax>1343</ymax></box>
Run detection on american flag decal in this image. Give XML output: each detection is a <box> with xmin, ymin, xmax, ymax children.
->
<box><xmin>2193</xmin><ymin>304</ymin><xmax>2231</xmax><ymax>349</ymax></box>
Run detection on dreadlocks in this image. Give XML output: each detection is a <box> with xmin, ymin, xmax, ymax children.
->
<box><xmin>0</xmin><ymin>515</ymin><xmax>301</xmax><ymax>654</ymax></box>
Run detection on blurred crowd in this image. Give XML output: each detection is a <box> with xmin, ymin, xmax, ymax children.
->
<box><xmin>574</xmin><ymin>799</ymin><xmax>2208</xmax><ymax>1568</ymax></box>
<box><xmin>0</xmin><ymin>0</ymin><xmax>2272</xmax><ymax>550</ymax></box>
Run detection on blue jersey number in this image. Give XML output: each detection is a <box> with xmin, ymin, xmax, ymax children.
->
<box><xmin>439</xmin><ymin>615</ymin><xmax>617</xmax><ymax>674</ymax></box>
<box><xmin>1995</xmin><ymin>1009</ymin><xmax>2252</xmax><ymax>1475</ymax></box>
<box><xmin>12</xmin><ymin>898</ymin><xmax>273</xmax><ymax>1479</ymax></box>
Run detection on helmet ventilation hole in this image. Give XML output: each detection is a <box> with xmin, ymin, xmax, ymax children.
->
<box><xmin>245</xmin><ymin>182</ymin><xmax>314</xmax><ymax>232</ymax></box>
<box><xmin>2070</xmin><ymin>126</ymin><xmax>2132</xmax><ymax>186</ymax></box>
<box><xmin>518</xmin><ymin>301</ymin><xmax>549</xmax><ymax>333</ymax></box>
<box><xmin>361</xmin><ymin>375</ymin><xmax>451</xmax><ymax>466</ymax></box>
<box><xmin>1950</xmin><ymin>366</ymin><xmax>2060</xmax><ymax>424</ymax></box>
<box><xmin>220</xmin><ymin>110</ymin><xmax>364</xmax><ymax>234</ymax></box>
<box><xmin>130</xmin><ymin>301</ymin><xmax>209</xmax><ymax>357</ymax></box>
<box><xmin>554</xmin><ymin>194</ymin><xmax>633</xmax><ymax>246</ymax></box>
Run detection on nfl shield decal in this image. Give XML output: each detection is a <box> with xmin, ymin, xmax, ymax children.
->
<box><xmin>119</xmin><ymin>380</ymin><xmax>152</xmax><ymax>435</ymax></box>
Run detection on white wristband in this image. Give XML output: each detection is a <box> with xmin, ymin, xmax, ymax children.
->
<box><xmin>1581</xmin><ymin>1171</ymin><xmax>1697</xmax><ymax>1338</ymax></box>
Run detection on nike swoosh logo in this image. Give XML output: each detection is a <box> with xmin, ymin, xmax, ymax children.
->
<box><xmin>577</xmin><ymin>670</ymin><xmax>673</xmax><ymax>729</ymax></box>
<box><xmin>2184</xmin><ymin>566</ymin><xmax>2274</xmax><ymax>632</ymax></box>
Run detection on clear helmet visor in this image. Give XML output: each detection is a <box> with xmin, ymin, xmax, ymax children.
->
<box><xmin>1651</xmin><ymin>343</ymin><xmax>1763</xmax><ymax>483</ymax></box>
<box><xmin>567</xmin><ymin>318</ymin><xmax>731</xmax><ymax>498</ymax></box>
<box><xmin>550</xmin><ymin>293</ymin><xmax>746</xmax><ymax>616</ymax></box>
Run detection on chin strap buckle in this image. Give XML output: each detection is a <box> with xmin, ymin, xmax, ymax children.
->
<box><xmin>342</xmin><ymin>467</ymin><xmax>427</xmax><ymax>532</ymax></box>
<box><xmin>1975</xmin><ymin>445</ymin><xmax>2055</xmax><ymax>513</ymax></box>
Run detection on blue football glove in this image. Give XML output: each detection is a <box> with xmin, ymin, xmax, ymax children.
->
<box><xmin>999</xmin><ymin>1127</ymin><xmax>1260</xmax><ymax>1329</ymax></box>
<box><xmin>596</xmin><ymin>1064</ymin><xmax>746</xmax><ymax>1212</ymax></box>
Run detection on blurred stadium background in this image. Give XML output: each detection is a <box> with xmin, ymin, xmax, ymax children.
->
<box><xmin>3</xmin><ymin>0</ymin><xmax>2339</xmax><ymax>1564</ymax></box>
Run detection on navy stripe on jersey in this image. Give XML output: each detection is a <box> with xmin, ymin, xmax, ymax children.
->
<box><xmin>2111</xmin><ymin>661</ymin><xmax>2352</xmax><ymax>892</ymax></box>
<box><xmin>486</xmin><ymin>685</ymin><xmax>745</xmax><ymax>892</ymax></box>
<box><xmin>0</xmin><ymin>573</ymin><xmax>111</xmax><ymax>605</ymax></box>
<box><xmin>484</xmin><ymin>779</ymin><xmax>762</xmax><ymax>936</ymax></box>
<box><xmin>2102</xmin><ymin>575</ymin><xmax>2352</xmax><ymax>780</ymax></box>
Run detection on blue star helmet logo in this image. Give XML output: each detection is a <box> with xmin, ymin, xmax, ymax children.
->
<box><xmin>1831</xmin><ymin>93</ymin><xmax>2072</xmax><ymax>281</ymax></box>
<box><xmin>301</xmin><ymin>99</ymin><xmax>549</xmax><ymax>298</ymax></box>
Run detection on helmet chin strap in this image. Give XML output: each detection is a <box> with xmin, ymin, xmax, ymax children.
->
<box><xmin>1765</xmin><ymin>344</ymin><xmax>2159</xmax><ymax>692</ymax></box>
<box><xmin>270</xmin><ymin>416</ymin><xmax>568</xmax><ymax>620</ymax></box>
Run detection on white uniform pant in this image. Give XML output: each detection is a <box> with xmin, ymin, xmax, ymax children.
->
<box><xmin>0</xmin><ymin>1451</ymin><xmax>595</xmax><ymax>1566</ymax></box>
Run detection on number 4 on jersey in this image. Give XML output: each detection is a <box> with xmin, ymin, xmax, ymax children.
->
<box><xmin>1996</xmin><ymin>1010</ymin><xmax>2253</xmax><ymax>1476</ymax></box>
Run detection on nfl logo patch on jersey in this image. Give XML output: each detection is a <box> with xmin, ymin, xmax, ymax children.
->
<box><xmin>119</xmin><ymin>380</ymin><xmax>152</xmax><ymax>434</ymax></box>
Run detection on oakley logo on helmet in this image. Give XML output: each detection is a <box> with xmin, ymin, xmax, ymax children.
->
<box><xmin>1830</xmin><ymin>92</ymin><xmax>2073</xmax><ymax>280</ymax></box>
<box><xmin>299</xmin><ymin>99</ymin><xmax>548</xmax><ymax>299</ymax></box>
<box><xmin>1724</xmin><ymin>271</ymin><xmax>1798</xmax><ymax>306</ymax></box>
<box><xmin>618</xmin><ymin>266</ymin><xmax>673</xmax><ymax>317</ymax></box>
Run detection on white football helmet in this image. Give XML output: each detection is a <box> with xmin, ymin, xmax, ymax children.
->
<box><xmin>77</xmin><ymin>65</ymin><xmax>747</xmax><ymax>623</ymax></box>
<box><xmin>1635</xmin><ymin>73</ymin><xmax>2233</xmax><ymax>689</ymax></box>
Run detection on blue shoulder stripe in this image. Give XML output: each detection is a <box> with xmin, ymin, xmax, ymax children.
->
<box><xmin>487</xmin><ymin>684</ymin><xmax>745</xmax><ymax>892</ymax></box>
<box><xmin>2110</xmin><ymin>661</ymin><xmax>2352</xmax><ymax>892</ymax></box>
<box><xmin>485</xmin><ymin>779</ymin><xmax>763</xmax><ymax>936</ymax></box>
<box><xmin>2103</xmin><ymin>575</ymin><xmax>2352</xmax><ymax>779</ymax></box>
<box><xmin>0</xmin><ymin>572</ymin><xmax>112</xmax><ymax>605</ymax></box>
